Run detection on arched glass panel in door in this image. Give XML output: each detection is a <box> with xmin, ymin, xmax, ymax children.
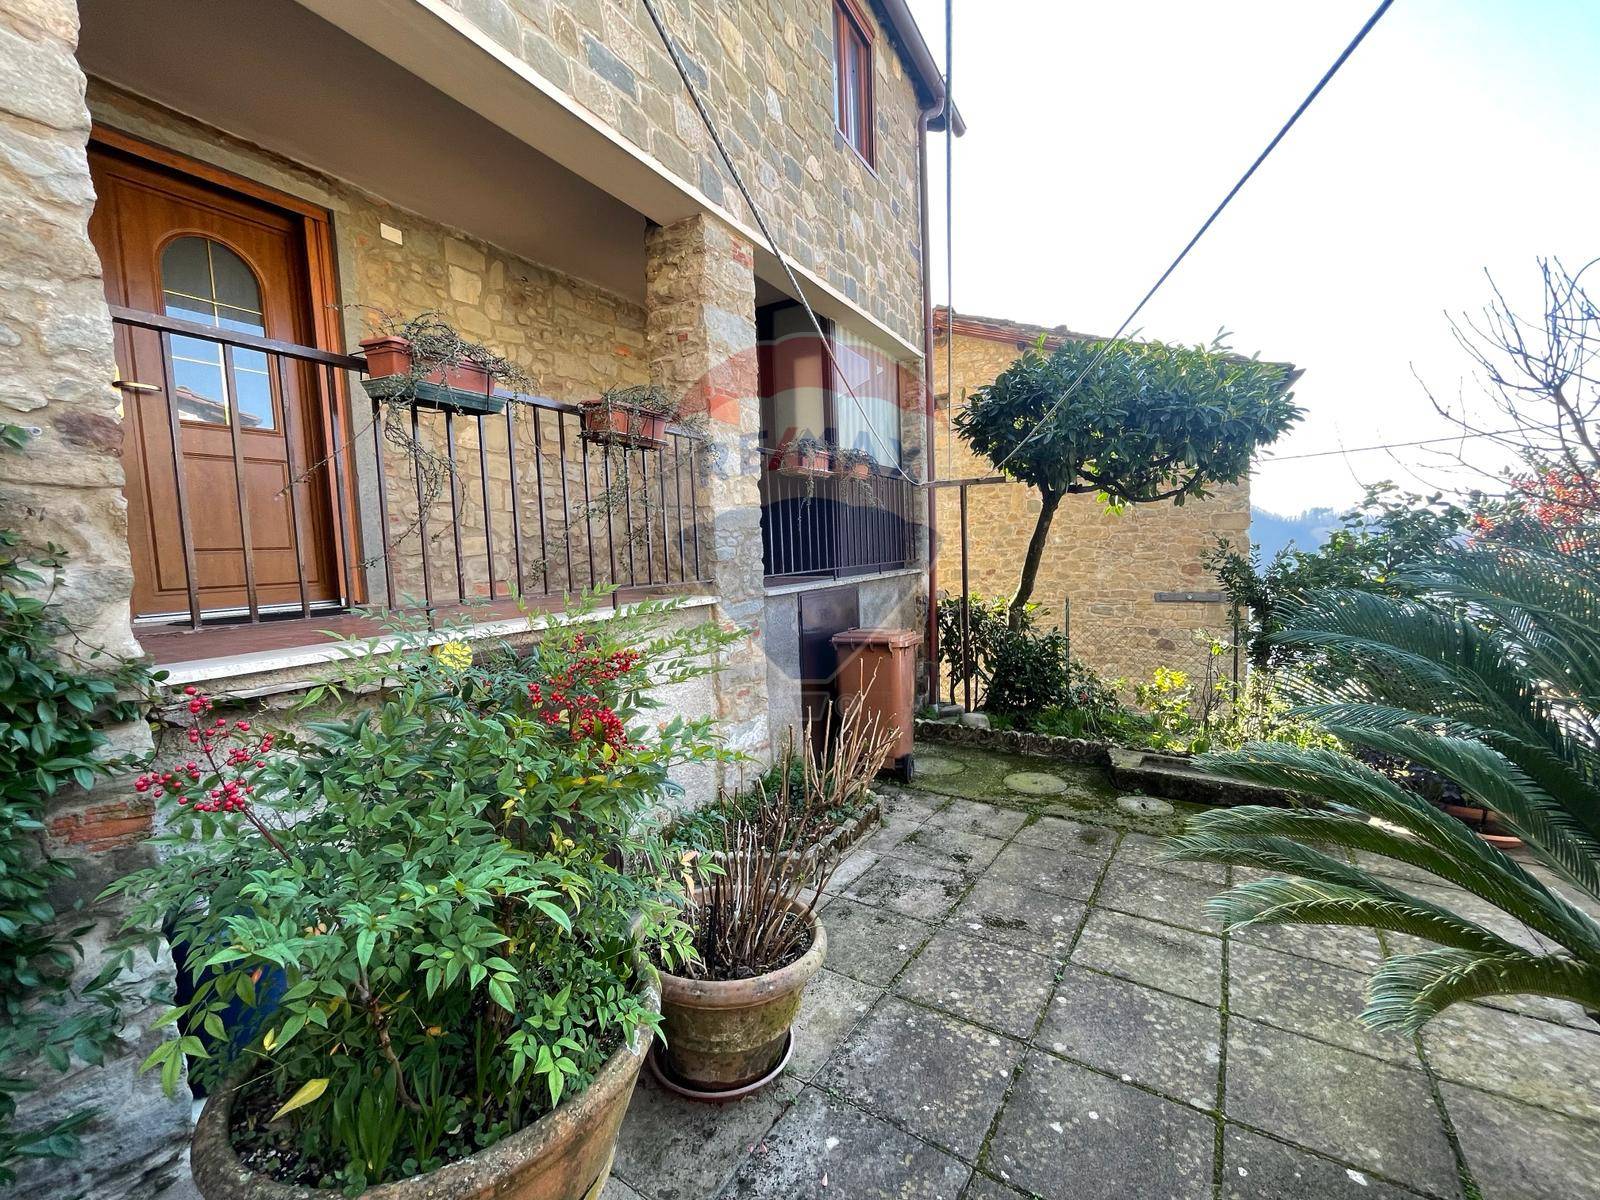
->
<box><xmin>160</xmin><ymin>235</ymin><xmax>275</xmax><ymax>429</ymax></box>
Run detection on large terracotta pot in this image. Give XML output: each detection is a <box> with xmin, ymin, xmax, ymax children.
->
<box><xmin>190</xmin><ymin>983</ymin><xmax>656</xmax><ymax>1200</ymax></box>
<box><xmin>657</xmin><ymin>898</ymin><xmax>825</xmax><ymax>1090</ymax></box>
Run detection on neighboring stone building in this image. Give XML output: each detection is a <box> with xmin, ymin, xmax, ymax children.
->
<box><xmin>0</xmin><ymin>0</ymin><xmax>954</xmax><ymax>1193</ymax></box>
<box><xmin>932</xmin><ymin>308</ymin><xmax>1265</xmax><ymax>692</ymax></box>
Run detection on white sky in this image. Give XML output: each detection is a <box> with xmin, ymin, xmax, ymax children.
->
<box><xmin>907</xmin><ymin>0</ymin><xmax>1600</xmax><ymax>516</ymax></box>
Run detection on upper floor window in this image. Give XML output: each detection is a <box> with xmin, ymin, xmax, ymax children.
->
<box><xmin>833</xmin><ymin>0</ymin><xmax>874</xmax><ymax>166</ymax></box>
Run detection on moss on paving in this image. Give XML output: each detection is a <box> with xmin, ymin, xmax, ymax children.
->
<box><xmin>911</xmin><ymin>741</ymin><xmax>1207</xmax><ymax>838</ymax></box>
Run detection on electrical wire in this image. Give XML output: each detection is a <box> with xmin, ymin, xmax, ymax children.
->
<box><xmin>1258</xmin><ymin>425</ymin><xmax>1525</xmax><ymax>463</ymax></box>
<box><xmin>639</xmin><ymin>0</ymin><xmax>917</xmax><ymax>484</ymax></box>
<box><xmin>989</xmin><ymin>0</ymin><xmax>1396</xmax><ymax>475</ymax></box>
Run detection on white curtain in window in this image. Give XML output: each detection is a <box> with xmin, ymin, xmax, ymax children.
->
<box><xmin>832</xmin><ymin>325</ymin><xmax>901</xmax><ymax>466</ymax></box>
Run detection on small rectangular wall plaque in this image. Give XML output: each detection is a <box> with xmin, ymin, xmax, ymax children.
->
<box><xmin>1153</xmin><ymin>590</ymin><xmax>1226</xmax><ymax>604</ymax></box>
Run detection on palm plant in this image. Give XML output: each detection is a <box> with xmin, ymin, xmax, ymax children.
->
<box><xmin>1166</xmin><ymin>532</ymin><xmax>1600</xmax><ymax>1033</ymax></box>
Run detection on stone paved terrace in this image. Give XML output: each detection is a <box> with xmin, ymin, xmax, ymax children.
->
<box><xmin>605</xmin><ymin>742</ymin><xmax>1600</xmax><ymax>1200</ymax></box>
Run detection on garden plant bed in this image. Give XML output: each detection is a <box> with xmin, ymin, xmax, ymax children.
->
<box><xmin>914</xmin><ymin>718</ymin><xmax>1299</xmax><ymax>809</ymax></box>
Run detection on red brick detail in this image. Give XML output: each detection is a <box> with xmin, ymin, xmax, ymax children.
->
<box><xmin>49</xmin><ymin>799</ymin><xmax>154</xmax><ymax>852</ymax></box>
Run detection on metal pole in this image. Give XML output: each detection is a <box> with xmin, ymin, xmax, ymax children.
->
<box><xmin>959</xmin><ymin>482</ymin><xmax>971</xmax><ymax>712</ymax></box>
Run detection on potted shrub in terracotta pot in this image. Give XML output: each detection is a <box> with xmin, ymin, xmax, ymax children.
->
<box><xmin>579</xmin><ymin>385</ymin><xmax>675</xmax><ymax>449</ymax></box>
<box><xmin>111</xmin><ymin>599</ymin><xmax>742</xmax><ymax>1198</ymax></box>
<box><xmin>655</xmin><ymin>702</ymin><xmax>897</xmax><ymax>1096</ymax></box>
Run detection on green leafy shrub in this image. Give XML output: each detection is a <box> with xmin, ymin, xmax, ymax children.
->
<box><xmin>109</xmin><ymin>598</ymin><xmax>738</xmax><ymax>1192</ymax></box>
<box><xmin>1</xmin><ymin>434</ymin><xmax>154</xmax><ymax>1182</ymax></box>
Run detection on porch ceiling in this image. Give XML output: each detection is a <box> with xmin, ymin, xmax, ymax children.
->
<box><xmin>77</xmin><ymin>0</ymin><xmax>649</xmax><ymax>302</ymax></box>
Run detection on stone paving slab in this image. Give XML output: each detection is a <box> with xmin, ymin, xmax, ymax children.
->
<box><xmin>787</xmin><ymin>967</ymin><xmax>882</xmax><ymax>1082</ymax></box>
<box><xmin>841</xmin><ymin>855</ymin><xmax>977</xmax><ymax>921</ymax></box>
<box><xmin>895</xmin><ymin>928</ymin><xmax>1058</xmax><ymax>1038</ymax></box>
<box><xmin>1095</xmin><ymin>864</ymin><xmax>1221</xmax><ymax>934</ymax></box>
<box><xmin>600</xmin><ymin>1178</ymin><xmax>647</xmax><ymax>1200</ymax></box>
<box><xmin>947</xmin><ymin>878</ymin><xmax>1087</xmax><ymax>957</ymax></box>
<box><xmin>1070</xmin><ymin>908</ymin><xmax>1223</xmax><ymax>1005</ymax></box>
<box><xmin>1035</xmin><ymin>964</ymin><xmax>1220</xmax><ymax>1109</ymax></box>
<box><xmin>816</xmin><ymin>995</ymin><xmax>1025</xmax><ymax>1160</ymax></box>
<box><xmin>1220</xmin><ymin>1126</ymin><xmax>1424</xmax><ymax>1199</ymax></box>
<box><xmin>959</xmin><ymin>1175</ymin><xmax>1032</xmax><ymax>1200</ymax></box>
<box><xmin>926</xmin><ymin>796</ymin><xmax>1032</xmax><ymax>840</ymax></box>
<box><xmin>1227</xmin><ymin>942</ymin><xmax>1414</xmax><ymax>1064</ymax></box>
<box><xmin>1421</xmin><ymin>1002</ymin><xmax>1600</xmax><ymax>1123</ymax></box>
<box><xmin>1439</xmin><ymin>1081</ymin><xmax>1600</xmax><ymax>1200</ymax></box>
<box><xmin>1010</xmin><ymin>814</ymin><xmax>1117</xmax><ymax>859</ymax></box>
<box><xmin>814</xmin><ymin>896</ymin><xmax>932</xmax><ymax>987</ymax></box>
<box><xmin>721</xmin><ymin>1087</ymin><xmax>971</xmax><ymax>1200</ymax></box>
<box><xmin>888</xmin><ymin>822</ymin><xmax>1009</xmax><ymax>871</ymax></box>
<box><xmin>983</xmin><ymin>840</ymin><xmax>1105</xmax><ymax>901</ymax></box>
<box><xmin>826</xmin><ymin>846</ymin><xmax>881</xmax><ymax>893</ymax></box>
<box><xmin>1228</xmin><ymin>914</ymin><xmax>1385</xmax><ymax>971</ymax></box>
<box><xmin>611</xmin><ymin>1071</ymin><xmax>797</xmax><ymax>1200</ymax></box>
<box><xmin>1114</xmin><ymin>830</ymin><xmax>1228</xmax><ymax>884</ymax></box>
<box><xmin>1226</xmin><ymin>1018</ymin><xmax>1461</xmax><ymax>1197</ymax></box>
<box><xmin>984</xmin><ymin>1050</ymin><xmax>1215</xmax><ymax>1200</ymax></box>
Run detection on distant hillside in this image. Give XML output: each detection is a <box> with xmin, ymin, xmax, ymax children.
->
<box><xmin>1250</xmin><ymin>506</ymin><xmax>1341</xmax><ymax>561</ymax></box>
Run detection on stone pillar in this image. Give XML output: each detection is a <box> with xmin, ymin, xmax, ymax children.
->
<box><xmin>0</xmin><ymin>2</ymin><xmax>191</xmax><ymax>1195</ymax></box>
<box><xmin>644</xmin><ymin>215</ymin><xmax>771</xmax><ymax>775</ymax></box>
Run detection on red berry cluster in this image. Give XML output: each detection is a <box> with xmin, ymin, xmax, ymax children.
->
<box><xmin>524</xmin><ymin>636</ymin><xmax>642</xmax><ymax>751</ymax></box>
<box><xmin>134</xmin><ymin>686</ymin><xmax>278</xmax><ymax>814</ymax></box>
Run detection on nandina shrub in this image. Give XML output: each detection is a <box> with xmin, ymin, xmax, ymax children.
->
<box><xmin>107</xmin><ymin>597</ymin><xmax>739</xmax><ymax>1193</ymax></box>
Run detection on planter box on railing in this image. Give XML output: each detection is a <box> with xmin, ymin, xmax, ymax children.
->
<box><xmin>580</xmin><ymin>400</ymin><xmax>668</xmax><ymax>449</ymax></box>
<box><xmin>357</xmin><ymin>335</ymin><xmax>505</xmax><ymax>415</ymax></box>
<box><xmin>777</xmin><ymin>449</ymin><xmax>832</xmax><ymax>477</ymax></box>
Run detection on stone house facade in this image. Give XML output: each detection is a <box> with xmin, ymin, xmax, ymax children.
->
<box><xmin>0</xmin><ymin>0</ymin><xmax>952</xmax><ymax>1193</ymax></box>
<box><xmin>931</xmin><ymin>308</ymin><xmax>1255</xmax><ymax>692</ymax></box>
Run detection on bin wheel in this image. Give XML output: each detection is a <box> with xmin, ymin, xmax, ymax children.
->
<box><xmin>894</xmin><ymin>755</ymin><xmax>915</xmax><ymax>784</ymax></box>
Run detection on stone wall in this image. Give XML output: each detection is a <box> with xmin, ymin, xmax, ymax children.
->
<box><xmin>444</xmin><ymin>0</ymin><xmax>928</xmax><ymax>346</ymax></box>
<box><xmin>0</xmin><ymin>6</ymin><xmax>190</xmax><ymax>1197</ymax></box>
<box><xmin>932</xmin><ymin>323</ymin><xmax>1249</xmax><ymax>692</ymax></box>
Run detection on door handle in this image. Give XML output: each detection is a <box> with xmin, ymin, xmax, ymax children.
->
<box><xmin>113</xmin><ymin>379</ymin><xmax>161</xmax><ymax>393</ymax></box>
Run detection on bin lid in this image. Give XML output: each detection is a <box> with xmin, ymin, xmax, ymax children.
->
<box><xmin>830</xmin><ymin>627</ymin><xmax>923</xmax><ymax>649</ymax></box>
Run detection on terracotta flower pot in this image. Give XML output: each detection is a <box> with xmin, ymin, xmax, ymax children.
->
<box><xmin>656</xmin><ymin>898</ymin><xmax>825</xmax><ymax>1091</ymax></box>
<box><xmin>189</xmin><ymin>985</ymin><xmax>656</xmax><ymax>1200</ymax></box>
<box><xmin>841</xmin><ymin>460</ymin><xmax>871</xmax><ymax>480</ymax></box>
<box><xmin>778</xmin><ymin>449</ymin><xmax>832</xmax><ymax>477</ymax></box>
<box><xmin>580</xmin><ymin>401</ymin><xmax>667</xmax><ymax>448</ymax></box>
<box><xmin>358</xmin><ymin>335</ymin><xmax>492</xmax><ymax>394</ymax></box>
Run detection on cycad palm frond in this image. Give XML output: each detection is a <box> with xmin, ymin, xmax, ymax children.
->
<box><xmin>1169</xmin><ymin>533</ymin><xmax>1600</xmax><ymax>1032</ymax></box>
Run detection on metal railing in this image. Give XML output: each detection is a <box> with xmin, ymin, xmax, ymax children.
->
<box><xmin>757</xmin><ymin>447</ymin><xmax>916</xmax><ymax>583</ymax></box>
<box><xmin>112</xmin><ymin>308</ymin><xmax>711</xmax><ymax>629</ymax></box>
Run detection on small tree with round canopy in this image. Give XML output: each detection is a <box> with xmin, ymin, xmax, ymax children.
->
<box><xmin>953</xmin><ymin>334</ymin><xmax>1303</xmax><ymax>628</ymax></box>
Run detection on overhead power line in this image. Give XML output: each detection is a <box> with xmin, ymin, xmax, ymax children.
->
<box><xmin>639</xmin><ymin>0</ymin><xmax>915</xmax><ymax>483</ymax></box>
<box><xmin>1258</xmin><ymin>426</ymin><xmax>1526</xmax><ymax>464</ymax></box>
<box><xmin>990</xmin><ymin>0</ymin><xmax>1396</xmax><ymax>474</ymax></box>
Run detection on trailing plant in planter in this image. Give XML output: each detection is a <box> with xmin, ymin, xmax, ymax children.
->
<box><xmin>108</xmin><ymin>595</ymin><xmax>740</xmax><ymax>1196</ymax></box>
<box><xmin>655</xmin><ymin>702</ymin><xmax>895</xmax><ymax>1095</ymax></box>
<box><xmin>775</xmin><ymin>432</ymin><xmax>832</xmax><ymax>478</ymax></box>
<box><xmin>579</xmin><ymin>385</ymin><xmax>678</xmax><ymax>451</ymax></box>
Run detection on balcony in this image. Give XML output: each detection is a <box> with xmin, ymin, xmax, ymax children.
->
<box><xmin>757</xmin><ymin>447</ymin><xmax>917</xmax><ymax>586</ymax></box>
<box><xmin>114</xmin><ymin>309</ymin><xmax>711</xmax><ymax>665</ymax></box>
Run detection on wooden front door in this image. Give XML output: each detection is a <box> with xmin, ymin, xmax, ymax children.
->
<box><xmin>88</xmin><ymin>145</ymin><xmax>341</xmax><ymax>620</ymax></box>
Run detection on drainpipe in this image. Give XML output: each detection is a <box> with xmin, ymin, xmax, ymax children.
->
<box><xmin>917</xmin><ymin>104</ymin><xmax>940</xmax><ymax>706</ymax></box>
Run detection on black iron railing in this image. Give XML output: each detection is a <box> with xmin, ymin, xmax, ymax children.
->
<box><xmin>757</xmin><ymin>447</ymin><xmax>916</xmax><ymax>583</ymax></box>
<box><xmin>112</xmin><ymin>308</ymin><xmax>711</xmax><ymax>629</ymax></box>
